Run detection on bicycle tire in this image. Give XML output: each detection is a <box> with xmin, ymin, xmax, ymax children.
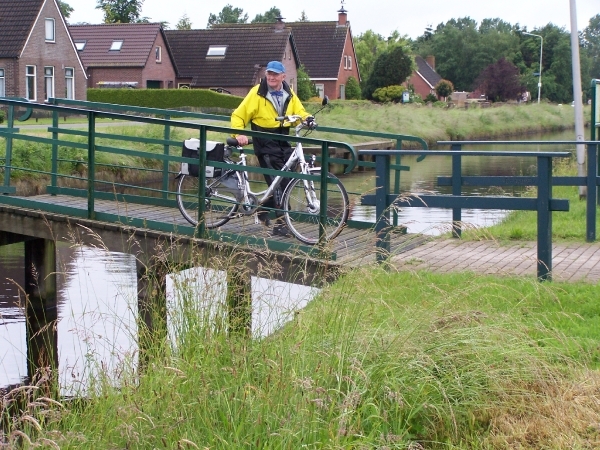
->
<box><xmin>282</xmin><ymin>170</ymin><xmax>349</xmax><ymax>245</ymax></box>
<box><xmin>176</xmin><ymin>174</ymin><xmax>238</xmax><ymax>228</ymax></box>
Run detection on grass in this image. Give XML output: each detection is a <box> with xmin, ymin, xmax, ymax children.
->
<box><xmin>462</xmin><ymin>156</ymin><xmax>600</xmax><ymax>242</ymax></box>
<box><xmin>4</xmin><ymin>263</ymin><xmax>600</xmax><ymax>449</ymax></box>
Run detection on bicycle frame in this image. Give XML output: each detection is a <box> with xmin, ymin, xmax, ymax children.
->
<box><xmin>214</xmin><ymin>120</ymin><xmax>315</xmax><ymax>213</ymax></box>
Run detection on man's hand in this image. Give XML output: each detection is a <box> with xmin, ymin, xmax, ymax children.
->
<box><xmin>305</xmin><ymin>116</ymin><xmax>317</xmax><ymax>130</ymax></box>
<box><xmin>235</xmin><ymin>135</ymin><xmax>249</xmax><ymax>146</ymax></box>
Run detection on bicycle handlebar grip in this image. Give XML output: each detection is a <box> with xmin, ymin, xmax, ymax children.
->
<box><xmin>226</xmin><ymin>137</ymin><xmax>252</xmax><ymax>147</ymax></box>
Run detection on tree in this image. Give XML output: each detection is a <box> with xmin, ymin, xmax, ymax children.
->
<box><xmin>207</xmin><ymin>4</ymin><xmax>248</xmax><ymax>27</ymax></box>
<box><xmin>296</xmin><ymin>65</ymin><xmax>317</xmax><ymax>101</ymax></box>
<box><xmin>435</xmin><ymin>79</ymin><xmax>454</xmax><ymax>99</ymax></box>
<box><xmin>96</xmin><ymin>0</ymin><xmax>144</xmax><ymax>23</ymax></box>
<box><xmin>175</xmin><ymin>13</ymin><xmax>192</xmax><ymax>30</ymax></box>
<box><xmin>58</xmin><ymin>0</ymin><xmax>73</xmax><ymax>18</ymax></box>
<box><xmin>298</xmin><ymin>11</ymin><xmax>309</xmax><ymax>22</ymax></box>
<box><xmin>251</xmin><ymin>7</ymin><xmax>281</xmax><ymax>23</ymax></box>
<box><xmin>345</xmin><ymin>76</ymin><xmax>361</xmax><ymax>100</ymax></box>
<box><xmin>582</xmin><ymin>14</ymin><xmax>600</xmax><ymax>90</ymax></box>
<box><xmin>474</xmin><ymin>58</ymin><xmax>525</xmax><ymax>102</ymax></box>
<box><xmin>363</xmin><ymin>45</ymin><xmax>414</xmax><ymax>100</ymax></box>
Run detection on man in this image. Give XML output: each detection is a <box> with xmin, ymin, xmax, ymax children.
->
<box><xmin>231</xmin><ymin>60</ymin><xmax>313</xmax><ymax>237</ymax></box>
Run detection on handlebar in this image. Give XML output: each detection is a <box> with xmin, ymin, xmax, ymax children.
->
<box><xmin>226</xmin><ymin>137</ymin><xmax>252</xmax><ymax>147</ymax></box>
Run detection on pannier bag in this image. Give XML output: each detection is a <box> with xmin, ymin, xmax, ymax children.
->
<box><xmin>181</xmin><ymin>139</ymin><xmax>229</xmax><ymax>178</ymax></box>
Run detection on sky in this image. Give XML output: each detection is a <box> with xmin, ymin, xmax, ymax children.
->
<box><xmin>65</xmin><ymin>0</ymin><xmax>598</xmax><ymax>38</ymax></box>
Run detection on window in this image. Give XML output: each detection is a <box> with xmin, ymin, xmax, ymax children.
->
<box><xmin>75</xmin><ymin>41</ymin><xmax>86</xmax><ymax>51</ymax></box>
<box><xmin>65</xmin><ymin>68</ymin><xmax>74</xmax><ymax>99</ymax></box>
<box><xmin>26</xmin><ymin>65</ymin><xmax>36</xmax><ymax>100</ymax></box>
<box><xmin>110</xmin><ymin>40</ymin><xmax>123</xmax><ymax>51</ymax></box>
<box><xmin>206</xmin><ymin>45</ymin><xmax>227</xmax><ymax>57</ymax></box>
<box><xmin>155</xmin><ymin>46</ymin><xmax>162</xmax><ymax>63</ymax></box>
<box><xmin>44</xmin><ymin>66</ymin><xmax>54</xmax><ymax>101</ymax></box>
<box><xmin>0</xmin><ymin>69</ymin><xmax>5</xmax><ymax>98</ymax></box>
<box><xmin>45</xmin><ymin>18</ymin><xmax>55</xmax><ymax>42</ymax></box>
<box><xmin>344</xmin><ymin>55</ymin><xmax>352</xmax><ymax>70</ymax></box>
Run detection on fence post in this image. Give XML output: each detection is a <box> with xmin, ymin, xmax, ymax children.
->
<box><xmin>319</xmin><ymin>141</ymin><xmax>330</xmax><ymax>245</ymax></box>
<box><xmin>3</xmin><ymin>105</ymin><xmax>15</xmax><ymax>193</ymax></box>
<box><xmin>451</xmin><ymin>143</ymin><xmax>463</xmax><ymax>238</ymax></box>
<box><xmin>374</xmin><ymin>153</ymin><xmax>391</xmax><ymax>263</ymax></box>
<box><xmin>196</xmin><ymin>126</ymin><xmax>208</xmax><ymax>238</ymax></box>
<box><xmin>586</xmin><ymin>143</ymin><xmax>597</xmax><ymax>242</ymax></box>
<box><xmin>537</xmin><ymin>155</ymin><xmax>553</xmax><ymax>281</ymax></box>
<box><xmin>162</xmin><ymin>114</ymin><xmax>171</xmax><ymax>200</ymax></box>
<box><xmin>87</xmin><ymin>111</ymin><xmax>96</xmax><ymax>220</ymax></box>
<box><xmin>51</xmin><ymin>110</ymin><xmax>59</xmax><ymax>193</ymax></box>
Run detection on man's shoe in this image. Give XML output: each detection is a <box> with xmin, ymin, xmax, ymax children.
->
<box><xmin>272</xmin><ymin>223</ymin><xmax>292</xmax><ymax>237</ymax></box>
<box><xmin>257</xmin><ymin>212</ymin><xmax>271</xmax><ymax>227</ymax></box>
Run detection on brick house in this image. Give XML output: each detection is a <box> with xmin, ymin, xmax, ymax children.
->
<box><xmin>405</xmin><ymin>56</ymin><xmax>443</xmax><ymax>100</ymax></box>
<box><xmin>211</xmin><ymin>6</ymin><xmax>361</xmax><ymax>100</ymax></box>
<box><xmin>68</xmin><ymin>23</ymin><xmax>176</xmax><ymax>89</ymax></box>
<box><xmin>284</xmin><ymin>6</ymin><xmax>361</xmax><ymax>100</ymax></box>
<box><xmin>0</xmin><ymin>0</ymin><xmax>87</xmax><ymax>101</ymax></box>
<box><xmin>164</xmin><ymin>27</ymin><xmax>300</xmax><ymax>97</ymax></box>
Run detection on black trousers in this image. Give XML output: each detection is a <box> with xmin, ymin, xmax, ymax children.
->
<box><xmin>256</xmin><ymin>148</ymin><xmax>293</xmax><ymax>217</ymax></box>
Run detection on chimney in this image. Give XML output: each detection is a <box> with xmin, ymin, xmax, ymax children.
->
<box><xmin>426</xmin><ymin>55</ymin><xmax>436</xmax><ymax>71</ymax></box>
<box><xmin>337</xmin><ymin>2</ymin><xmax>348</xmax><ymax>26</ymax></box>
<box><xmin>275</xmin><ymin>15</ymin><xmax>285</xmax><ymax>31</ymax></box>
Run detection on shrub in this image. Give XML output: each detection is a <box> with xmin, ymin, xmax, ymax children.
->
<box><xmin>424</xmin><ymin>93</ymin><xmax>438</xmax><ymax>103</ymax></box>
<box><xmin>296</xmin><ymin>65</ymin><xmax>318</xmax><ymax>101</ymax></box>
<box><xmin>0</xmin><ymin>110</ymin><xmax>5</xmax><ymax>123</ymax></box>
<box><xmin>435</xmin><ymin>79</ymin><xmax>454</xmax><ymax>99</ymax></box>
<box><xmin>372</xmin><ymin>85</ymin><xmax>406</xmax><ymax>103</ymax></box>
<box><xmin>345</xmin><ymin>76</ymin><xmax>361</xmax><ymax>100</ymax></box>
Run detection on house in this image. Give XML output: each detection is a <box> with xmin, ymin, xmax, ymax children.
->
<box><xmin>405</xmin><ymin>55</ymin><xmax>443</xmax><ymax>100</ymax></box>
<box><xmin>284</xmin><ymin>6</ymin><xmax>361</xmax><ymax>100</ymax></box>
<box><xmin>68</xmin><ymin>23</ymin><xmax>177</xmax><ymax>89</ymax></box>
<box><xmin>164</xmin><ymin>27</ymin><xmax>300</xmax><ymax>96</ymax></box>
<box><xmin>0</xmin><ymin>0</ymin><xmax>87</xmax><ymax>101</ymax></box>
<box><xmin>211</xmin><ymin>6</ymin><xmax>361</xmax><ymax>100</ymax></box>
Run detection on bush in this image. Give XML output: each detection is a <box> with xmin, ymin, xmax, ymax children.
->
<box><xmin>424</xmin><ymin>93</ymin><xmax>438</xmax><ymax>103</ymax></box>
<box><xmin>86</xmin><ymin>88</ymin><xmax>243</xmax><ymax>110</ymax></box>
<box><xmin>372</xmin><ymin>85</ymin><xmax>406</xmax><ymax>103</ymax></box>
<box><xmin>296</xmin><ymin>64</ymin><xmax>318</xmax><ymax>101</ymax></box>
<box><xmin>345</xmin><ymin>76</ymin><xmax>361</xmax><ymax>100</ymax></box>
<box><xmin>0</xmin><ymin>110</ymin><xmax>5</xmax><ymax>124</ymax></box>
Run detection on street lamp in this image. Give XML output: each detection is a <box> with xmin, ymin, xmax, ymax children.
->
<box><xmin>523</xmin><ymin>32</ymin><xmax>543</xmax><ymax>104</ymax></box>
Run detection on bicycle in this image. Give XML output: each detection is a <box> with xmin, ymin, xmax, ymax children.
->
<box><xmin>176</xmin><ymin>103</ymin><xmax>350</xmax><ymax>245</ymax></box>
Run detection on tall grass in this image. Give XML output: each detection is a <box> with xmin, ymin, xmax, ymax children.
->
<box><xmin>5</xmin><ymin>254</ymin><xmax>600</xmax><ymax>449</ymax></box>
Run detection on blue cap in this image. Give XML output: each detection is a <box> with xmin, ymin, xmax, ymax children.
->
<box><xmin>266</xmin><ymin>61</ymin><xmax>285</xmax><ymax>73</ymax></box>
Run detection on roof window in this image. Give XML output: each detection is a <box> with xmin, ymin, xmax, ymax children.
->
<box><xmin>110</xmin><ymin>40</ymin><xmax>124</xmax><ymax>51</ymax></box>
<box><xmin>75</xmin><ymin>41</ymin><xmax>86</xmax><ymax>51</ymax></box>
<box><xmin>207</xmin><ymin>45</ymin><xmax>227</xmax><ymax>57</ymax></box>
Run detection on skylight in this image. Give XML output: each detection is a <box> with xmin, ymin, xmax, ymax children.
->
<box><xmin>207</xmin><ymin>45</ymin><xmax>227</xmax><ymax>57</ymax></box>
<box><xmin>110</xmin><ymin>40</ymin><xmax>124</xmax><ymax>51</ymax></box>
<box><xmin>75</xmin><ymin>41</ymin><xmax>86</xmax><ymax>51</ymax></box>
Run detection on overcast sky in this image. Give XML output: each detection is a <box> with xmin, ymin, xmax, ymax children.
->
<box><xmin>65</xmin><ymin>0</ymin><xmax>598</xmax><ymax>38</ymax></box>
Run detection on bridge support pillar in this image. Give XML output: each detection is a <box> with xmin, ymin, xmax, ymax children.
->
<box><xmin>24</xmin><ymin>238</ymin><xmax>58</xmax><ymax>392</ymax></box>
<box><xmin>136</xmin><ymin>260</ymin><xmax>167</xmax><ymax>366</ymax></box>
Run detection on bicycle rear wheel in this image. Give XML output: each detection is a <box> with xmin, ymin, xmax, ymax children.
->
<box><xmin>176</xmin><ymin>174</ymin><xmax>238</xmax><ymax>228</ymax></box>
<box><xmin>282</xmin><ymin>170</ymin><xmax>349</xmax><ymax>245</ymax></box>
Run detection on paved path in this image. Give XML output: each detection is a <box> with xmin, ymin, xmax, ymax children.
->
<box><xmin>390</xmin><ymin>238</ymin><xmax>600</xmax><ymax>283</ymax></box>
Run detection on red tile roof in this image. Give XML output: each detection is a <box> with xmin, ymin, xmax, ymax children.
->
<box><xmin>164</xmin><ymin>27</ymin><xmax>295</xmax><ymax>88</ymax></box>
<box><xmin>68</xmin><ymin>22</ymin><xmax>163</xmax><ymax>67</ymax></box>
<box><xmin>0</xmin><ymin>0</ymin><xmax>45</xmax><ymax>57</ymax></box>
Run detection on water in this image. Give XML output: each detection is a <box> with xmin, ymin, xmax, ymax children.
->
<box><xmin>0</xmin><ymin>130</ymin><xmax>578</xmax><ymax>390</ymax></box>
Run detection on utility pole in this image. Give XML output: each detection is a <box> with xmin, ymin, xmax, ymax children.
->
<box><xmin>570</xmin><ymin>0</ymin><xmax>587</xmax><ymax>198</ymax></box>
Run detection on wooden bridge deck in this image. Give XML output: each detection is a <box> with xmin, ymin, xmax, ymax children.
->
<box><xmin>16</xmin><ymin>194</ymin><xmax>429</xmax><ymax>266</ymax></box>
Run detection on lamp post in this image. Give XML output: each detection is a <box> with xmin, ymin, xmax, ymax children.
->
<box><xmin>523</xmin><ymin>32</ymin><xmax>543</xmax><ymax>104</ymax></box>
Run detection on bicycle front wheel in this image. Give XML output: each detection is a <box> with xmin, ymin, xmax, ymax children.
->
<box><xmin>176</xmin><ymin>174</ymin><xmax>238</xmax><ymax>228</ymax></box>
<box><xmin>282</xmin><ymin>170</ymin><xmax>349</xmax><ymax>245</ymax></box>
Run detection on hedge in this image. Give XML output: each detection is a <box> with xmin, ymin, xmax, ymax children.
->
<box><xmin>87</xmin><ymin>88</ymin><xmax>244</xmax><ymax>111</ymax></box>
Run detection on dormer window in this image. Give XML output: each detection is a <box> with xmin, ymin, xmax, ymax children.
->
<box><xmin>110</xmin><ymin>40</ymin><xmax>123</xmax><ymax>51</ymax></box>
<box><xmin>45</xmin><ymin>18</ymin><xmax>55</xmax><ymax>42</ymax></box>
<box><xmin>207</xmin><ymin>45</ymin><xmax>227</xmax><ymax>57</ymax></box>
<box><xmin>75</xmin><ymin>41</ymin><xmax>86</xmax><ymax>51</ymax></box>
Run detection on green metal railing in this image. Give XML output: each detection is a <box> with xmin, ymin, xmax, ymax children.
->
<box><xmin>4</xmin><ymin>97</ymin><xmax>427</xmax><ymax>257</ymax></box>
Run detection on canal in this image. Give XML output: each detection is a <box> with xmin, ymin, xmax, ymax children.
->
<box><xmin>0</xmin><ymin>130</ymin><xmax>579</xmax><ymax>391</ymax></box>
